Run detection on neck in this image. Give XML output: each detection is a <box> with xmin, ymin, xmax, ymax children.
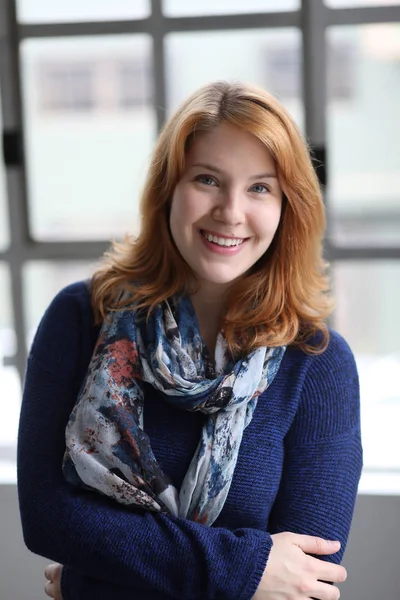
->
<box><xmin>190</xmin><ymin>283</ymin><xmax>230</xmax><ymax>355</ymax></box>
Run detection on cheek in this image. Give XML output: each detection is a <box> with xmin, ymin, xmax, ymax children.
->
<box><xmin>252</xmin><ymin>203</ymin><xmax>282</xmax><ymax>239</ymax></box>
<box><xmin>271</xmin><ymin>204</ymin><xmax>283</xmax><ymax>233</ymax></box>
<box><xmin>170</xmin><ymin>190</ymin><xmax>187</xmax><ymax>231</ymax></box>
<box><xmin>170</xmin><ymin>191</ymin><xmax>198</xmax><ymax>251</ymax></box>
<box><xmin>171</xmin><ymin>187</ymin><xmax>204</xmax><ymax>230</ymax></box>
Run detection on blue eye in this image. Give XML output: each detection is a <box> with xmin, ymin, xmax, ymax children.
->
<box><xmin>196</xmin><ymin>175</ymin><xmax>217</xmax><ymax>186</ymax></box>
<box><xmin>251</xmin><ymin>184</ymin><xmax>269</xmax><ymax>194</ymax></box>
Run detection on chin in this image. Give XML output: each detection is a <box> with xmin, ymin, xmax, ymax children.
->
<box><xmin>192</xmin><ymin>261</ymin><xmax>249</xmax><ymax>287</ymax></box>
<box><xmin>199</xmin><ymin>272</ymin><xmax>244</xmax><ymax>286</ymax></box>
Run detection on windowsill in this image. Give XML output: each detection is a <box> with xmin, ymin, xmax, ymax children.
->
<box><xmin>357</xmin><ymin>470</ymin><xmax>400</xmax><ymax>496</ymax></box>
<box><xmin>0</xmin><ymin>461</ymin><xmax>17</xmax><ymax>484</ymax></box>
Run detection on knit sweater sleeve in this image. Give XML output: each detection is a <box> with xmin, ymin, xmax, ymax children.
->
<box><xmin>267</xmin><ymin>331</ymin><xmax>363</xmax><ymax>562</ymax></box>
<box><xmin>17</xmin><ymin>283</ymin><xmax>271</xmax><ymax>600</ymax></box>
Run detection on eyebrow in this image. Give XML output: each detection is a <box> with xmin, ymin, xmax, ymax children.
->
<box><xmin>192</xmin><ymin>163</ymin><xmax>278</xmax><ymax>179</ymax></box>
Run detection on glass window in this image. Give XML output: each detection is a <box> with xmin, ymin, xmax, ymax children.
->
<box><xmin>0</xmin><ymin>92</ymin><xmax>10</xmax><ymax>251</ymax></box>
<box><xmin>326</xmin><ymin>25</ymin><xmax>400</xmax><ymax>246</ymax></box>
<box><xmin>39</xmin><ymin>62</ymin><xmax>96</xmax><ymax>112</ymax></box>
<box><xmin>0</xmin><ymin>188</ymin><xmax>8</xmax><ymax>252</ymax></box>
<box><xmin>16</xmin><ymin>0</ymin><xmax>150</xmax><ymax>23</ymax></box>
<box><xmin>0</xmin><ymin>365</ymin><xmax>20</xmax><ymax>483</ymax></box>
<box><xmin>326</xmin><ymin>0</ymin><xmax>399</xmax><ymax>7</ymax></box>
<box><xmin>0</xmin><ymin>264</ymin><xmax>16</xmax><ymax>358</ymax></box>
<box><xmin>0</xmin><ymin>263</ymin><xmax>19</xmax><ymax>483</ymax></box>
<box><xmin>23</xmin><ymin>260</ymin><xmax>97</xmax><ymax>347</ymax></box>
<box><xmin>163</xmin><ymin>0</ymin><xmax>299</xmax><ymax>16</ymax></box>
<box><xmin>117</xmin><ymin>60</ymin><xmax>154</xmax><ymax>109</ymax></box>
<box><xmin>165</xmin><ymin>28</ymin><xmax>304</xmax><ymax>130</ymax></box>
<box><xmin>333</xmin><ymin>262</ymin><xmax>400</xmax><ymax>479</ymax></box>
<box><xmin>20</xmin><ymin>35</ymin><xmax>156</xmax><ymax>241</ymax></box>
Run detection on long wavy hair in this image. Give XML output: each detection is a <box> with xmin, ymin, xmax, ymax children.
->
<box><xmin>91</xmin><ymin>80</ymin><xmax>333</xmax><ymax>357</ymax></box>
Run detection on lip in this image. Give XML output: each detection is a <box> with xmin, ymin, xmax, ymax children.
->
<box><xmin>199</xmin><ymin>230</ymin><xmax>248</xmax><ymax>255</ymax></box>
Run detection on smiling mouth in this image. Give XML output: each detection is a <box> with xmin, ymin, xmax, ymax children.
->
<box><xmin>200</xmin><ymin>230</ymin><xmax>246</xmax><ymax>247</ymax></box>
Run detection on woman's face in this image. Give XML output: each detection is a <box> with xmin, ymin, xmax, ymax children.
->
<box><xmin>169</xmin><ymin>121</ymin><xmax>283</xmax><ymax>292</ymax></box>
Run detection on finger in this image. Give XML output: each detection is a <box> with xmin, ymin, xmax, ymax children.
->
<box><xmin>308</xmin><ymin>557</ymin><xmax>347</xmax><ymax>583</ymax></box>
<box><xmin>310</xmin><ymin>581</ymin><xmax>341</xmax><ymax>600</ymax></box>
<box><xmin>44</xmin><ymin>580</ymin><xmax>55</xmax><ymax>598</ymax></box>
<box><xmin>294</xmin><ymin>534</ymin><xmax>341</xmax><ymax>556</ymax></box>
<box><xmin>44</xmin><ymin>563</ymin><xmax>60</xmax><ymax>580</ymax></box>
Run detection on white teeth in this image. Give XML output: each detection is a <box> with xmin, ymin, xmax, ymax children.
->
<box><xmin>202</xmin><ymin>231</ymin><xmax>244</xmax><ymax>247</ymax></box>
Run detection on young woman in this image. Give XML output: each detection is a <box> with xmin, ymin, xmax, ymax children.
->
<box><xmin>18</xmin><ymin>81</ymin><xmax>362</xmax><ymax>600</ymax></box>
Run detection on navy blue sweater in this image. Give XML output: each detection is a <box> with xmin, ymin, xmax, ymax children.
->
<box><xmin>17</xmin><ymin>281</ymin><xmax>362</xmax><ymax>600</ymax></box>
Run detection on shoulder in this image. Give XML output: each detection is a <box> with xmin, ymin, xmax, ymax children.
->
<box><xmin>29</xmin><ymin>280</ymin><xmax>99</xmax><ymax>378</ymax></box>
<box><xmin>37</xmin><ymin>279</ymin><xmax>93</xmax><ymax>329</ymax></box>
<box><xmin>281</xmin><ymin>328</ymin><xmax>357</xmax><ymax>390</ymax></box>
<box><xmin>284</xmin><ymin>328</ymin><xmax>360</xmax><ymax>445</ymax></box>
<box><xmin>306</xmin><ymin>328</ymin><xmax>357</xmax><ymax>378</ymax></box>
<box><xmin>47</xmin><ymin>279</ymin><xmax>92</xmax><ymax>309</ymax></box>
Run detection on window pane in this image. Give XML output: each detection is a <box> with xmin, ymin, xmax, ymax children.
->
<box><xmin>20</xmin><ymin>36</ymin><xmax>156</xmax><ymax>241</ymax></box>
<box><xmin>333</xmin><ymin>262</ymin><xmax>400</xmax><ymax>475</ymax></box>
<box><xmin>0</xmin><ymin>264</ymin><xmax>19</xmax><ymax>483</ymax></box>
<box><xmin>23</xmin><ymin>261</ymin><xmax>96</xmax><ymax>346</ymax></box>
<box><xmin>17</xmin><ymin>0</ymin><xmax>150</xmax><ymax>23</ymax></box>
<box><xmin>327</xmin><ymin>25</ymin><xmax>400</xmax><ymax>246</ymax></box>
<box><xmin>0</xmin><ymin>263</ymin><xmax>16</xmax><ymax>357</ymax></box>
<box><xmin>163</xmin><ymin>0</ymin><xmax>299</xmax><ymax>16</ymax></box>
<box><xmin>326</xmin><ymin>0</ymin><xmax>399</xmax><ymax>7</ymax></box>
<box><xmin>166</xmin><ymin>29</ymin><xmax>304</xmax><ymax>130</ymax></box>
<box><xmin>0</xmin><ymin>188</ymin><xmax>8</xmax><ymax>251</ymax></box>
<box><xmin>0</xmin><ymin>366</ymin><xmax>20</xmax><ymax>483</ymax></box>
<box><xmin>0</xmin><ymin>92</ymin><xmax>10</xmax><ymax>251</ymax></box>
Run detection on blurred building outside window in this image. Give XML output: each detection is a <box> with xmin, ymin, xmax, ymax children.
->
<box><xmin>38</xmin><ymin>56</ymin><xmax>153</xmax><ymax>114</ymax></box>
<box><xmin>118</xmin><ymin>59</ymin><xmax>153</xmax><ymax>109</ymax></box>
<box><xmin>20</xmin><ymin>36</ymin><xmax>156</xmax><ymax>242</ymax></box>
<box><xmin>39</xmin><ymin>62</ymin><xmax>95</xmax><ymax>112</ymax></box>
<box><xmin>266</xmin><ymin>38</ymin><xmax>355</xmax><ymax>100</ymax></box>
<box><xmin>327</xmin><ymin>24</ymin><xmax>400</xmax><ymax>247</ymax></box>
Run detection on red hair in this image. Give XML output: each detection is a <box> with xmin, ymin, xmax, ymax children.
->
<box><xmin>92</xmin><ymin>81</ymin><xmax>333</xmax><ymax>357</ymax></box>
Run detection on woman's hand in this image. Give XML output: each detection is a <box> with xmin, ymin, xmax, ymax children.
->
<box><xmin>253</xmin><ymin>532</ymin><xmax>347</xmax><ymax>599</ymax></box>
<box><xmin>44</xmin><ymin>563</ymin><xmax>63</xmax><ymax>600</ymax></box>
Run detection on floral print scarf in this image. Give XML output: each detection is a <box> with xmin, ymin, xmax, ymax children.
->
<box><xmin>63</xmin><ymin>295</ymin><xmax>286</xmax><ymax>526</ymax></box>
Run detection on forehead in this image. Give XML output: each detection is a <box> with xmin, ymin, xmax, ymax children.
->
<box><xmin>185</xmin><ymin>122</ymin><xmax>275</xmax><ymax>171</ymax></box>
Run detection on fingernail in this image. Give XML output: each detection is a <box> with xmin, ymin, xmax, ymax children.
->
<box><xmin>329</xmin><ymin>540</ymin><xmax>341</xmax><ymax>548</ymax></box>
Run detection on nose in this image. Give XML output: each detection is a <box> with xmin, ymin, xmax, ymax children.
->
<box><xmin>212</xmin><ymin>187</ymin><xmax>245</xmax><ymax>226</ymax></box>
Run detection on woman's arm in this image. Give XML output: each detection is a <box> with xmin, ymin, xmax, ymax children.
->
<box><xmin>18</xmin><ymin>284</ymin><xmax>271</xmax><ymax>600</ymax></box>
<box><xmin>267</xmin><ymin>330</ymin><xmax>363</xmax><ymax>562</ymax></box>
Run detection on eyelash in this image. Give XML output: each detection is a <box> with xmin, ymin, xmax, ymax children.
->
<box><xmin>195</xmin><ymin>175</ymin><xmax>217</xmax><ymax>186</ymax></box>
<box><xmin>194</xmin><ymin>175</ymin><xmax>270</xmax><ymax>194</ymax></box>
<box><xmin>251</xmin><ymin>184</ymin><xmax>270</xmax><ymax>194</ymax></box>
